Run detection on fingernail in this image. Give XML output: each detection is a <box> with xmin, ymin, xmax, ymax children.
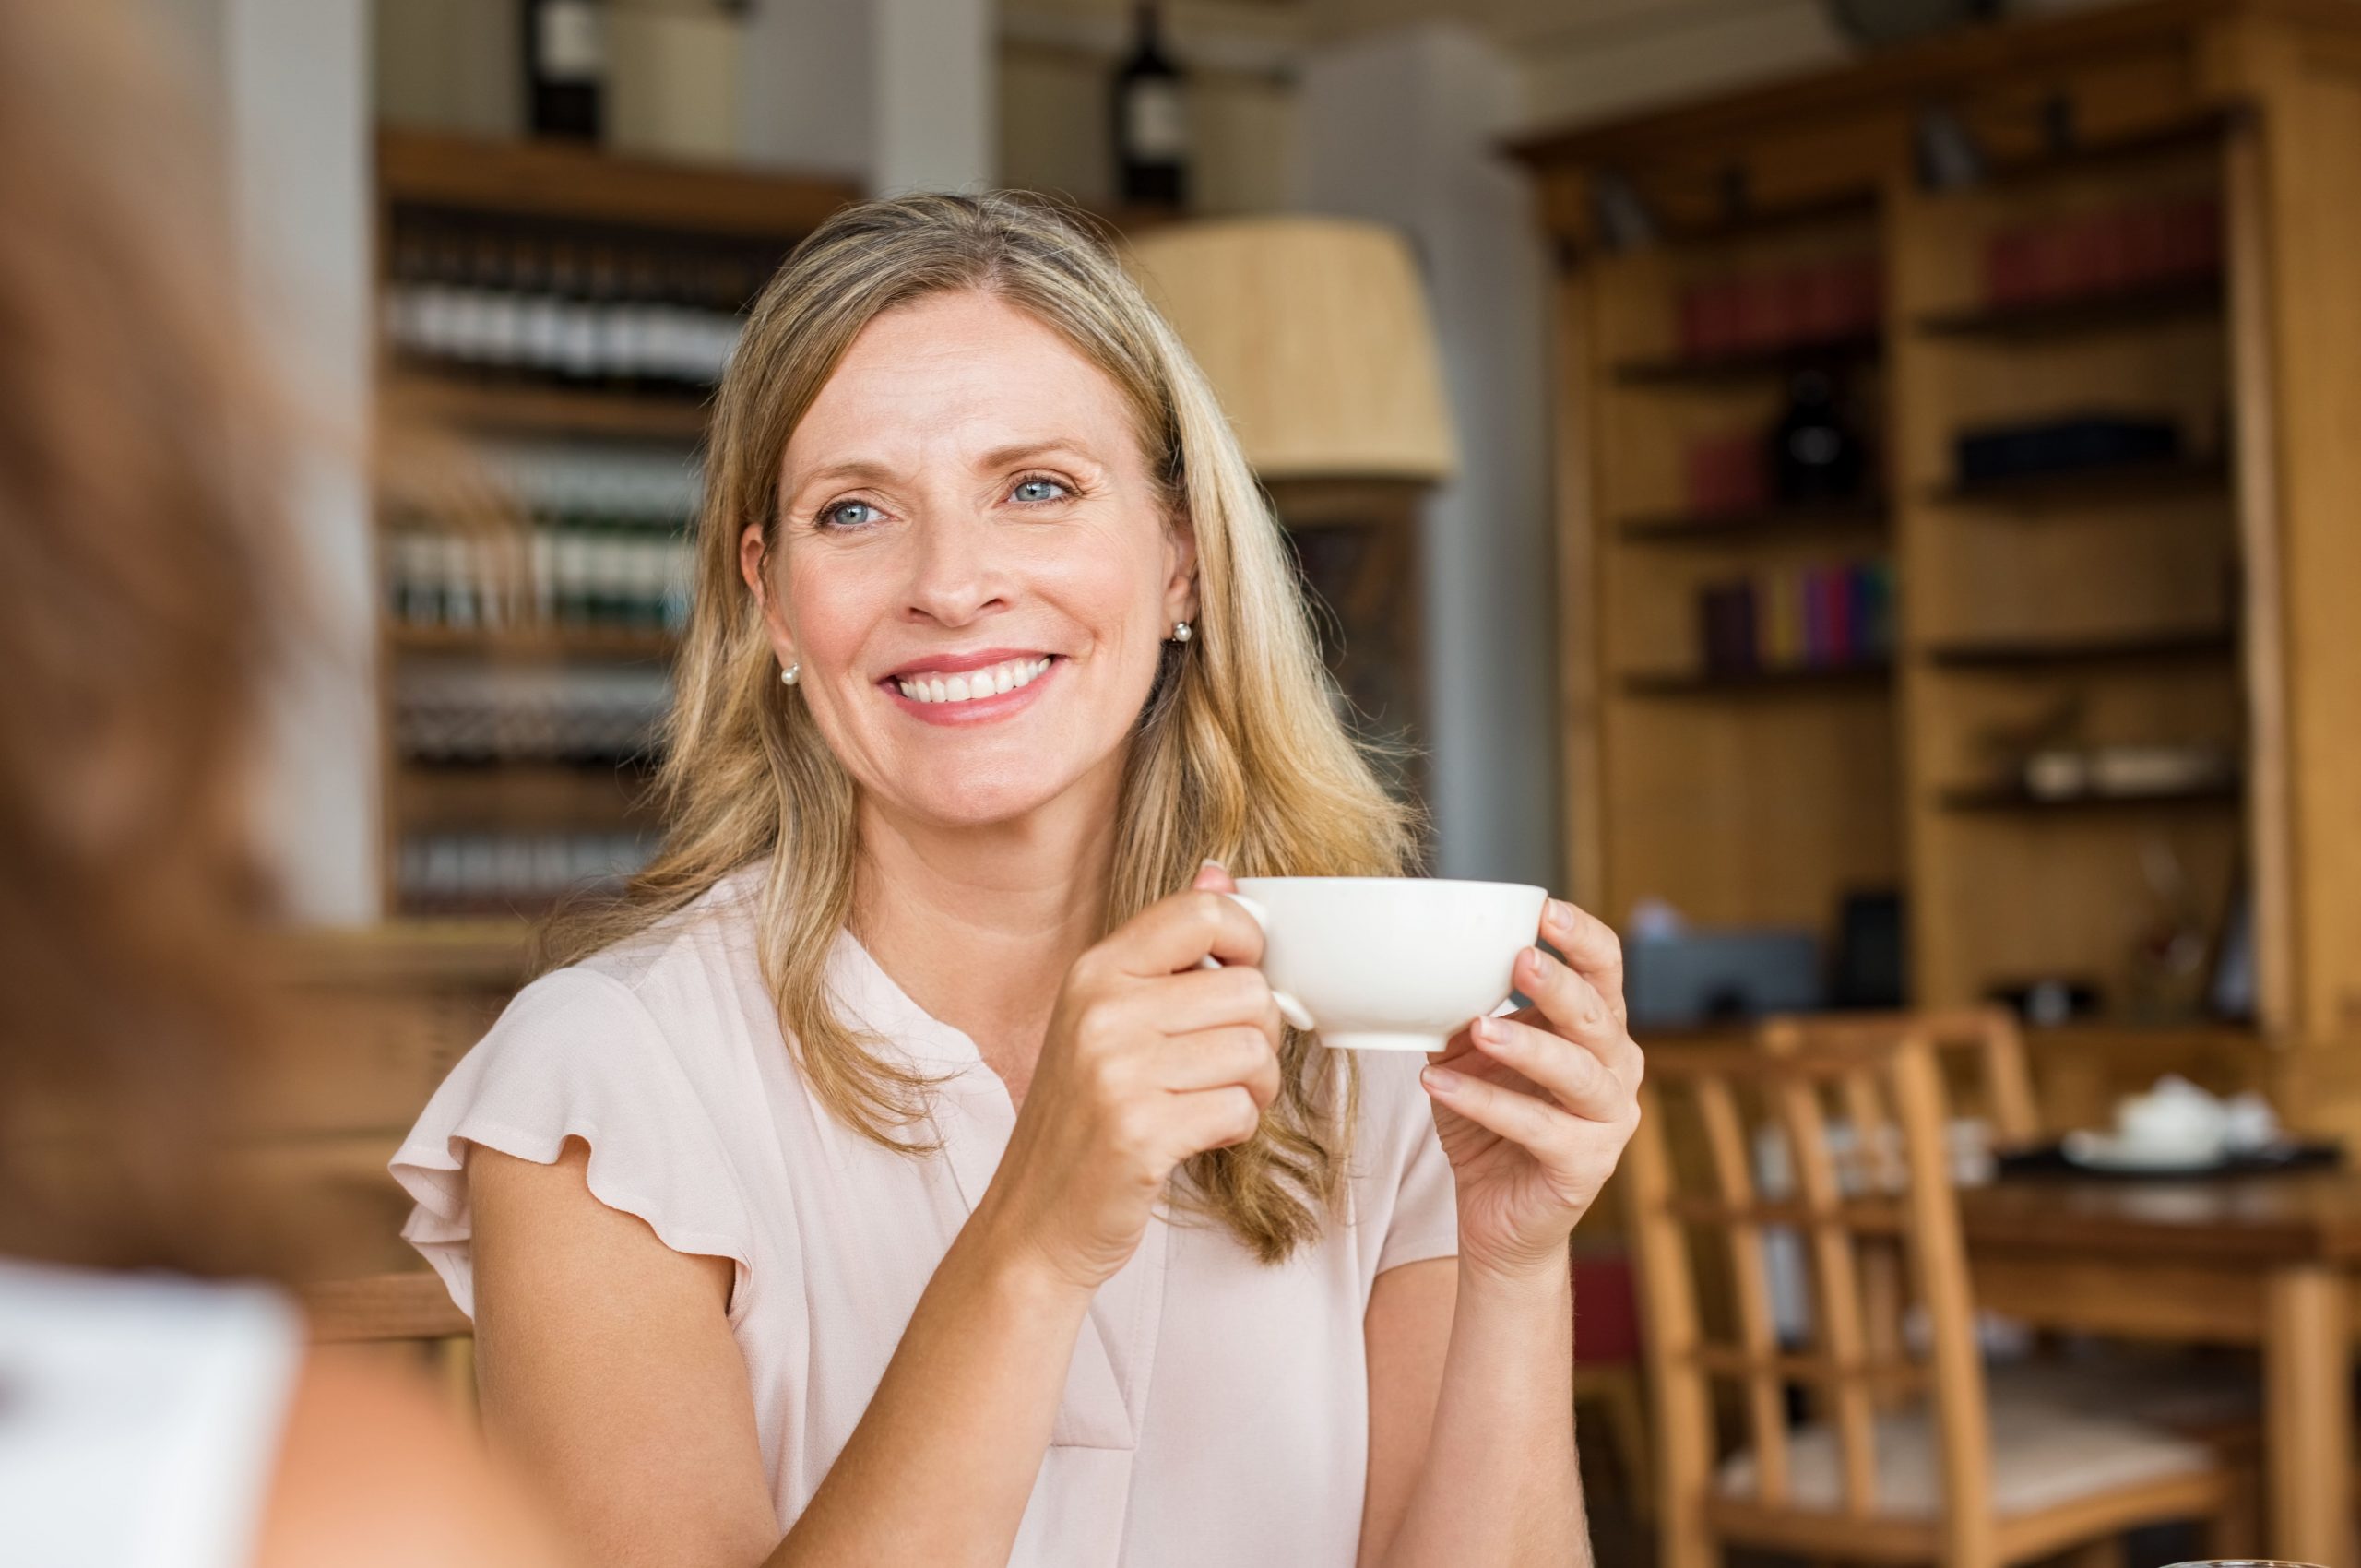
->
<box><xmin>1200</xmin><ymin>858</ymin><xmax>1226</xmax><ymax>873</ymax></box>
<box><xmin>1519</xmin><ymin>945</ymin><xmax>1544</xmax><ymax>978</ymax></box>
<box><xmin>1472</xmin><ymin>1016</ymin><xmax>1500</xmax><ymax>1046</ymax></box>
<box><xmin>1422</xmin><ymin>1066</ymin><xmax>1460</xmax><ymax>1094</ymax></box>
<box><xmin>1547</xmin><ymin>897</ymin><xmax>1575</xmax><ymax>928</ymax></box>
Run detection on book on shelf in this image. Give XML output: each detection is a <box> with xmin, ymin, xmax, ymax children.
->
<box><xmin>1698</xmin><ymin>558</ymin><xmax>1892</xmax><ymax>677</ymax></box>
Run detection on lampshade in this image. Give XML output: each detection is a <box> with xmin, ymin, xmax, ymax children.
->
<box><xmin>1123</xmin><ymin>217</ymin><xmax>1457</xmax><ymax>481</ymax></box>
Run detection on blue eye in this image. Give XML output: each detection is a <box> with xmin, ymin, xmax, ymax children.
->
<box><xmin>819</xmin><ymin>499</ymin><xmax>883</xmax><ymax>530</ymax></box>
<box><xmin>1011</xmin><ymin>476</ymin><xmax>1070</xmax><ymax>505</ymax></box>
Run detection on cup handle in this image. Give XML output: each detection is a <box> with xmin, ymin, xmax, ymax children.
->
<box><xmin>1195</xmin><ymin>892</ymin><xmax>1317</xmax><ymax>1033</ymax></box>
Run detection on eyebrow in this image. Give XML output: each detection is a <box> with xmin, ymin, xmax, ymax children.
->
<box><xmin>978</xmin><ymin>438</ymin><xmax>1099</xmax><ymax>470</ymax></box>
<box><xmin>788</xmin><ymin>439</ymin><xmax>1103</xmax><ymax>497</ymax></box>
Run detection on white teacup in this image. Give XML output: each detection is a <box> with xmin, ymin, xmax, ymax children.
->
<box><xmin>1221</xmin><ymin>876</ymin><xmax>1549</xmax><ymax>1052</ymax></box>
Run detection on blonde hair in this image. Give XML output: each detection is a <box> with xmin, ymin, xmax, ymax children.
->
<box><xmin>545</xmin><ymin>192</ymin><xmax>1418</xmax><ymax>1263</ymax></box>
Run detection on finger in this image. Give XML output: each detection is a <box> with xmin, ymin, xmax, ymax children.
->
<box><xmin>1469</xmin><ymin>1015</ymin><xmax>1624</xmax><ymax>1122</ymax></box>
<box><xmin>1540</xmin><ymin>897</ymin><xmax>1625</xmax><ymax>1023</ymax></box>
<box><xmin>1151</xmin><ymin>1026</ymin><xmax>1282</xmax><ymax>1107</ymax></box>
<box><xmin>1130</xmin><ymin>966</ymin><xmax>1285</xmax><ymax>1041</ymax></box>
<box><xmin>1174</xmin><ymin>1084</ymin><xmax>1264</xmax><ymax>1153</ymax></box>
<box><xmin>1515</xmin><ymin>945</ymin><xmax>1642</xmax><ymax>1082</ymax></box>
<box><xmin>1191</xmin><ymin>858</ymin><xmax>1236</xmax><ymax>894</ymax></box>
<box><xmin>1117</xmin><ymin>886</ymin><xmax>1267</xmax><ymax>976</ymax></box>
<box><xmin>1420</xmin><ymin>1063</ymin><xmax>1573</xmax><ymax>1156</ymax></box>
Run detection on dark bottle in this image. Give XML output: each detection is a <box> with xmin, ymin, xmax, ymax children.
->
<box><xmin>1769</xmin><ymin>369</ymin><xmax>1866</xmax><ymax>503</ymax></box>
<box><xmin>1111</xmin><ymin>3</ymin><xmax>1187</xmax><ymax>208</ymax></box>
<box><xmin>524</xmin><ymin>0</ymin><xmax>606</xmax><ymax>141</ymax></box>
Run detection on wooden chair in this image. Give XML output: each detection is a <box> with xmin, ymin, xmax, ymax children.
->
<box><xmin>303</xmin><ymin>1270</ymin><xmax>477</xmax><ymax>1414</ymax></box>
<box><xmin>1762</xmin><ymin>1005</ymin><xmax>2040</xmax><ymax>1147</ymax></box>
<box><xmin>1627</xmin><ymin>1028</ymin><xmax>2252</xmax><ymax>1568</ymax></box>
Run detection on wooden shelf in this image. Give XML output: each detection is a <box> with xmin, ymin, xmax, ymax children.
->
<box><xmin>1621</xmin><ymin>660</ymin><xmax>1892</xmax><ymax>696</ymax></box>
<box><xmin>270</xmin><ymin>919</ymin><xmax>535</xmax><ymax>990</ymax></box>
<box><xmin>383</xmin><ymin>372</ymin><xmax>712</xmax><ymax>441</ymax></box>
<box><xmin>1653</xmin><ymin>191</ymin><xmax>1882</xmax><ymax>249</ymax></box>
<box><xmin>1616</xmin><ymin>496</ymin><xmax>1887</xmax><ymax>543</ymax></box>
<box><xmin>378</xmin><ymin>127</ymin><xmax>856</xmax><ymax>239</ymax></box>
<box><xmin>1914</xmin><ymin>278</ymin><xmax>2224</xmax><ymax>342</ymax></box>
<box><xmin>391</xmin><ymin>759</ymin><xmax>660</xmax><ymax>832</ymax></box>
<box><xmin>1938</xmin><ymin>780</ymin><xmax>2241</xmax><ymax>812</ymax></box>
<box><xmin>1922</xmin><ymin>627</ymin><xmax>2235</xmax><ymax>670</ymax></box>
<box><xmin>1970</xmin><ymin>111</ymin><xmax>2238</xmax><ymax>192</ymax></box>
<box><xmin>386</xmin><ymin>622</ymin><xmax>677</xmax><ymax>660</ymax></box>
<box><xmin>1611</xmin><ymin>332</ymin><xmax>1881</xmax><ymax>387</ymax></box>
<box><xmin>1928</xmin><ymin>454</ymin><xmax>2230</xmax><ymax>507</ymax></box>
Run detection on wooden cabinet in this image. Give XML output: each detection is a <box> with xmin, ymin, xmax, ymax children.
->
<box><xmin>1517</xmin><ymin>0</ymin><xmax>2361</xmax><ymax>1064</ymax></box>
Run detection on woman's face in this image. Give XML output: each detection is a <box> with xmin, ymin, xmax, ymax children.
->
<box><xmin>743</xmin><ymin>290</ymin><xmax>1196</xmax><ymax>831</ymax></box>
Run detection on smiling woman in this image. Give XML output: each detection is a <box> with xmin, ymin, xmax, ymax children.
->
<box><xmin>390</xmin><ymin>192</ymin><xmax>1631</xmax><ymax>1568</ymax></box>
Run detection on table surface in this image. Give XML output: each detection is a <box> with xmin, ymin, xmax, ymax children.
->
<box><xmin>1962</xmin><ymin>1167</ymin><xmax>2361</xmax><ymax>1263</ymax></box>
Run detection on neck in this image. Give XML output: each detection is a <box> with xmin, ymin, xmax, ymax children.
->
<box><xmin>850</xmin><ymin>763</ymin><xmax>1124</xmax><ymax>1081</ymax></box>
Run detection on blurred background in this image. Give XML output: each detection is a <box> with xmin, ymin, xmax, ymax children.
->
<box><xmin>115</xmin><ymin>0</ymin><xmax>2361</xmax><ymax>1562</ymax></box>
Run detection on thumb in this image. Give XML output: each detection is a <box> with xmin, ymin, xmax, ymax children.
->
<box><xmin>1192</xmin><ymin>857</ymin><xmax>1237</xmax><ymax>894</ymax></box>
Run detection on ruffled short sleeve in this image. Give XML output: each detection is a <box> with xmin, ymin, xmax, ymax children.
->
<box><xmin>390</xmin><ymin>967</ymin><xmax>759</xmax><ymax>1322</ymax></box>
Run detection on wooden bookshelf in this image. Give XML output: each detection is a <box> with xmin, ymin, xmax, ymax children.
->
<box><xmin>1913</xmin><ymin>278</ymin><xmax>2222</xmax><ymax>340</ymax></box>
<box><xmin>373</xmin><ymin>131</ymin><xmax>857</xmax><ymax>921</ymax></box>
<box><xmin>1615</xmin><ymin>496</ymin><xmax>1887</xmax><ymax>543</ymax></box>
<box><xmin>1921</xmin><ymin>627</ymin><xmax>2236</xmax><ymax>669</ymax></box>
<box><xmin>1937</xmin><ymin>781</ymin><xmax>2241</xmax><ymax>813</ymax></box>
<box><xmin>1611</xmin><ymin>333</ymin><xmax>1881</xmax><ymax>387</ymax></box>
<box><xmin>1928</xmin><ymin>453</ymin><xmax>2230</xmax><ymax>507</ymax></box>
<box><xmin>382</xmin><ymin>373</ymin><xmax>713</xmax><ymax>442</ymax></box>
<box><xmin>384</xmin><ymin>620</ymin><xmax>677</xmax><ymax>660</ymax></box>
<box><xmin>1621</xmin><ymin>662</ymin><xmax>1892</xmax><ymax>697</ymax></box>
<box><xmin>1520</xmin><ymin>0</ymin><xmax>2361</xmax><ymax>1060</ymax></box>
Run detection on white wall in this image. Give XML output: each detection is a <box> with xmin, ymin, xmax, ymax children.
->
<box><xmin>1295</xmin><ymin>27</ymin><xmax>1559</xmax><ymax>887</ymax></box>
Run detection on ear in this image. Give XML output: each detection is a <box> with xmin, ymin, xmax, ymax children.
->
<box><xmin>1161</xmin><ymin>506</ymin><xmax>1200</xmax><ymax>628</ymax></box>
<box><xmin>740</xmin><ymin>522</ymin><xmax>798</xmax><ymax>671</ymax></box>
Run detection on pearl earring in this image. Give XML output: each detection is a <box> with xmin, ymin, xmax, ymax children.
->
<box><xmin>1171</xmin><ymin>621</ymin><xmax>1192</xmax><ymax>644</ymax></box>
<box><xmin>780</xmin><ymin>663</ymin><xmax>800</xmax><ymax>686</ymax></box>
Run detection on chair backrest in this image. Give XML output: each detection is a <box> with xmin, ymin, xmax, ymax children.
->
<box><xmin>1762</xmin><ymin>1005</ymin><xmax>2039</xmax><ymax>1146</ymax></box>
<box><xmin>1625</xmin><ymin>1024</ymin><xmax>1994</xmax><ymax>1549</ymax></box>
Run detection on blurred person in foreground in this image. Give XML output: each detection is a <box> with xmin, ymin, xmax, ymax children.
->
<box><xmin>392</xmin><ymin>188</ymin><xmax>1642</xmax><ymax>1566</ymax></box>
<box><xmin>0</xmin><ymin>4</ymin><xmax>564</xmax><ymax>1564</ymax></box>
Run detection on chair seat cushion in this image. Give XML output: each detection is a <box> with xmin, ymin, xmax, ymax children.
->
<box><xmin>1715</xmin><ymin>1378</ymin><xmax>2214</xmax><ymax>1519</ymax></box>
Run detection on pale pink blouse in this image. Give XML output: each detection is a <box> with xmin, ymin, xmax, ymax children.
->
<box><xmin>391</xmin><ymin>871</ymin><xmax>1458</xmax><ymax>1566</ymax></box>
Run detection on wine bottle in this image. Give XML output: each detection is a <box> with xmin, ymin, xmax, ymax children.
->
<box><xmin>523</xmin><ymin>0</ymin><xmax>606</xmax><ymax>142</ymax></box>
<box><xmin>1111</xmin><ymin>2</ymin><xmax>1187</xmax><ymax>208</ymax></box>
<box><xmin>1768</xmin><ymin>369</ymin><xmax>1866</xmax><ymax>504</ymax></box>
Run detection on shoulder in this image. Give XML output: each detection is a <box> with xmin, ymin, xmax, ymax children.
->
<box><xmin>478</xmin><ymin>869</ymin><xmax>773</xmax><ymax>1075</ymax></box>
<box><xmin>252</xmin><ymin>1350</ymin><xmax>566</xmax><ymax>1568</ymax></box>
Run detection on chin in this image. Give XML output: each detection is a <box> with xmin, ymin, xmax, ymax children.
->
<box><xmin>893</xmin><ymin>752</ymin><xmax>1099</xmax><ymax>829</ymax></box>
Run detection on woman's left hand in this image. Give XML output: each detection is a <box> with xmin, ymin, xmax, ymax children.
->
<box><xmin>1422</xmin><ymin>896</ymin><xmax>1643</xmax><ymax>1286</ymax></box>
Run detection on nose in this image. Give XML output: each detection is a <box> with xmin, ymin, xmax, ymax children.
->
<box><xmin>902</xmin><ymin>505</ymin><xmax>1012</xmax><ymax>627</ymax></box>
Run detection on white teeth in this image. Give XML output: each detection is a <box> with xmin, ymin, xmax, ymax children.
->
<box><xmin>895</xmin><ymin>657</ymin><xmax>1053</xmax><ymax>705</ymax></box>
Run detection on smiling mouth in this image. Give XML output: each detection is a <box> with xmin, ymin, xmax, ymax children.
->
<box><xmin>887</xmin><ymin>655</ymin><xmax>1055</xmax><ymax>706</ymax></box>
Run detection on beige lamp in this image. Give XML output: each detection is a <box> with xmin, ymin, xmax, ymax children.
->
<box><xmin>1121</xmin><ymin>217</ymin><xmax>1457</xmax><ymax>481</ymax></box>
<box><xmin>1123</xmin><ymin>217</ymin><xmax>1453</xmax><ymax>837</ymax></box>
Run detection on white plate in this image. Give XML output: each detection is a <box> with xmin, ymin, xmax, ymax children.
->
<box><xmin>2059</xmin><ymin>1131</ymin><xmax>2230</xmax><ymax>1174</ymax></box>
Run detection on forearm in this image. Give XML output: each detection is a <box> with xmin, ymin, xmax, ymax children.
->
<box><xmin>770</xmin><ymin>1215</ymin><xmax>1093</xmax><ymax>1568</ymax></box>
<box><xmin>1379</xmin><ymin>1262</ymin><xmax>1584</xmax><ymax>1568</ymax></box>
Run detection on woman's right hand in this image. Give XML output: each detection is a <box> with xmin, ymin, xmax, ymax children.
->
<box><xmin>977</xmin><ymin>861</ymin><xmax>1285</xmax><ymax>1294</ymax></box>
